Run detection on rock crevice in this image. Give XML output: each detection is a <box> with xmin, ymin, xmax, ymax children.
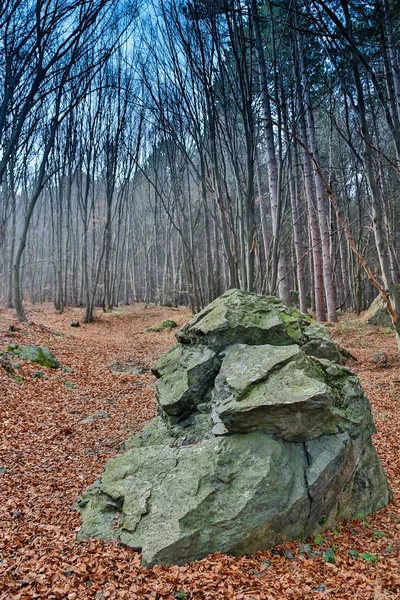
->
<box><xmin>77</xmin><ymin>290</ymin><xmax>391</xmax><ymax>566</ymax></box>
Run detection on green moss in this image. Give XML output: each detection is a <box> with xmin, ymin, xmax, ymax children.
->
<box><xmin>147</xmin><ymin>319</ymin><xmax>178</xmax><ymax>332</ymax></box>
<box><xmin>7</xmin><ymin>344</ymin><xmax>59</xmax><ymax>368</ymax></box>
<box><xmin>279</xmin><ymin>311</ymin><xmax>303</xmax><ymax>341</ymax></box>
<box><xmin>323</xmin><ymin>548</ymin><xmax>336</xmax><ymax>564</ymax></box>
<box><xmin>177</xmin><ymin>290</ymin><xmax>314</xmax><ymax>350</ymax></box>
<box><xmin>360</xmin><ymin>552</ymin><xmax>377</xmax><ymax>564</ymax></box>
<box><xmin>32</xmin><ymin>371</ymin><xmax>47</xmax><ymax>379</ymax></box>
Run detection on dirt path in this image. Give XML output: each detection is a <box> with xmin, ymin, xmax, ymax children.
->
<box><xmin>0</xmin><ymin>305</ymin><xmax>399</xmax><ymax>599</ymax></box>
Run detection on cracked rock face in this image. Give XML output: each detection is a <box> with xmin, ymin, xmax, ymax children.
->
<box><xmin>77</xmin><ymin>289</ymin><xmax>392</xmax><ymax>566</ymax></box>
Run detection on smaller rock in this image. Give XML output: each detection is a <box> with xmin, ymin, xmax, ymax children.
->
<box><xmin>284</xmin><ymin>550</ymin><xmax>295</xmax><ymax>561</ymax></box>
<box><xmin>303</xmin><ymin>324</ymin><xmax>344</xmax><ymax>363</ymax></box>
<box><xmin>372</xmin><ymin>350</ymin><xmax>388</xmax><ymax>366</ymax></box>
<box><xmin>364</xmin><ymin>287</ymin><xmax>400</xmax><ymax>328</ymax></box>
<box><xmin>0</xmin><ymin>352</ymin><xmax>17</xmax><ymax>374</ymax></box>
<box><xmin>108</xmin><ymin>361</ymin><xmax>147</xmax><ymax>375</ymax></box>
<box><xmin>70</xmin><ymin>321</ymin><xmax>80</xmax><ymax>327</ymax></box>
<box><xmin>81</xmin><ymin>411</ymin><xmax>109</xmax><ymax>424</ymax></box>
<box><xmin>81</xmin><ymin>416</ymin><xmax>95</xmax><ymax>423</ymax></box>
<box><xmin>147</xmin><ymin>320</ymin><xmax>177</xmax><ymax>332</ymax></box>
<box><xmin>312</xmin><ymin>584</ymin><xmax>326</xmax><ymax>593</ymax></box>
<box><xmin>0</xmin><ymin>466</ymin><xmax>6</xmax><ymax>475</ymax></box>
<box><xmin>211</xmin><ymin>421</ymin><xmax>228</xmax><ymax>436</ymax></box>
<box><xmin>32</xmin><ymin>371</ymin><xmax>47</xmax><ymax>379</ymax></box>
<box><xmin>303</xmin><ymin>339</ymin><xmax>343</xmax><ymax>363</ymax></box>
<box><xmin>153</xmin><ymin>345</ymin><xmax>220</xmax><ymax>422</ymax></box>
<box><xmin>261</xmin><ymin>560</ymin><xmax>271</xmax><ymax>568</ymax></box>
<box><xmin>323</xmin><ymin>548</ymin><xmax>336</xmax><ymax>564</ymax></box>
<box><xmin>177</xmin><ymin>289</ymin><xmax>310</xmax><ymax>350</ymax></box>
<box><xmin>299</xmin><ymin>543</ymin><xmax>312</xmax><ymax>556</ymax></box>
<box><xmin>252</xmin><ymin>569</ymin><xmax>263</xmax><ymax>578</ymax></box>
<box><xmin>7</xmin><ymin>344</ymin><xmax>59</xmax><ymax>368</ymax></box>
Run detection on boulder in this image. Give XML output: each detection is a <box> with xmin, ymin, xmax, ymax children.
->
<box><xmin>7</xmin><ymin>344</ymin><xmax>60</xmax><ymax>368</ymax></box>
<box><xmin>77</xmin><ymin>290</ymin><xmax>391</xmax><ymax>567</ymax></box>
<box><xmin>363</xmin><ymin>285</ymin><xmax>400</xmax><ymax>328</ymax></box>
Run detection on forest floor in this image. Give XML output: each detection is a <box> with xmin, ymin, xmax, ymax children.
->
<box><xmin>0</xmin><ymin>303</ymin><xmax>399</xmax><ymax>600</ymax></box>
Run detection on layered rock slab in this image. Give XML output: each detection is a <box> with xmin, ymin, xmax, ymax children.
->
<box><xmin>78</xmin><ymin>433</ymin><xmax>310</xmax><ymax>566</ymax></box>
<box><xmin>77</xmin><ymin>289</ymin><xmax>391</xmax><ymax>567</ymax></box>
<box><xmin>153</xmin><ymin>344</ymin><xmax>220</xmax><ymax>423</ymax></box>
<box><xmin>212</xmin><ymin>345</ymin><xmax>373</xmax><ymax>441</ymax></box>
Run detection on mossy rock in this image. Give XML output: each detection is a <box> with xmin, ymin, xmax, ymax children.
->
<box><xmin>0</xmin><ymin>351</ymin><xmax>20</xmax><ymax>374</ymax></box>
<box><xmin>152</xmin><ymin>345</ymin><xmax>220</xmax><ymax>422</ymax></box>
<box><xmin>211</xmin><ymin>344</ymin><xmax>373</xmax><ymax>441</ymax></box>
<box><xmin>177</xmin><ymin>289</ymin><xmax>312</xmax><ymax>351</ymax></box>
<box><xmin>77</xmin><ymin>428</ymin><xmax>390</xmax><ymax>567</ymax></box>
<box><xmin>78</xmin><ymin>290</ymin><xmax>391</xmax><ymax>567</ymax></box>
<box><xmin>7</xmin><ymin>344</ymin><xmax>60</xmax><ymax>368</ymax></box>
<box><xmin>364</xmin><ymin>285</ymin><xmax>400</xmax><ymax>328</ymax></box>
<box><xmin>147</xmin><ymin>319</ymin><xmax>178</xmax><ymax>332</ymax></box>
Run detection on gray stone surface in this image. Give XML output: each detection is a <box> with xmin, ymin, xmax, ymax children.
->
<box><xmin>7</xmin><ymin>344</ymin><xmax>60</xmax><ymax>368</ymax></box>
<box><xmin>153</xmin><ymin>345</ymin><xmax>220</xmax><ymax>423</ymax></box>
<box><xmin>176</xmin><ymin>289</ymin><xmax>311</xmax><ymax>351</ymax></box>
<box><xmin>212</xmin><ymin>346</ymin><xmax>373</xmax><ymax>441</ymax></box>
<box><xmin>80</xmin><ymin>411</ymin><xmax>110</xmax><ymax>424</ymax></box>
<box><xmin>364</xmin><ymin>288</ymin><xmax>400</xmax><ymax>328</ymax></box>
<box><xmin>78</xmin><ymin>433</ymin><xmax>310</xmax><ymax>566</ymax></box>
<box><xmin>108</xmin><ymin>361</ymin><xmax>148</xmax><ymax>375</ymax></box>
<box><xmin>77</xmin><ymin>289</ymin><xmax>391</xmax><ymax>567</ymax></box>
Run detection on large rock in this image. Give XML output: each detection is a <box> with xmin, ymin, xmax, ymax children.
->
<box><xmin>363</xmin><ymin>287</ymin><xmax>400</xmax><ymax>328</ymax></box>
<box><xmin>78</xmin><ymin>433</ymin><xmax>311</xmax><ymax>566</ymax></box>
<box><xmin>77</xmin><ymin>290</ymin><xmax>391</xmax><ymax>567</ymax></box>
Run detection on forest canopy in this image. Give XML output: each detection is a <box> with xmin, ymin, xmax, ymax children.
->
<box><xmin>0</xmin><ymin>0</ymin><xmax>399</xmax><ymax>335</ymax></box>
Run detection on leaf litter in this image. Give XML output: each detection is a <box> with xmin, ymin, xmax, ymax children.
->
<box><xmin>0</xmin><ymin>305</ymin><xmax>399</xmax><ymax>599</ymax></box>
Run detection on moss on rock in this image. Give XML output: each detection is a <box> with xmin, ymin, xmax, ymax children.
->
<box><xmin>147</xmin><ymin>319</ymin><xmax>178</xmax><ymax>332</ymax></box>
<box><xmin>7</xmin><ymin>344</ymin><xmax>59</xmax><ymax>368</ymax></box>
<box><xmin>77</xmin><ymin>290</ymin><xmax>391</xmax><ymax>567</ymax></box>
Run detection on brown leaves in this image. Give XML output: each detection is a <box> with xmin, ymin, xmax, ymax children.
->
<box><xmin>0</xmin><ymin>305</ymin><xmax>399</xmax><ymax>599</ymax></box>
